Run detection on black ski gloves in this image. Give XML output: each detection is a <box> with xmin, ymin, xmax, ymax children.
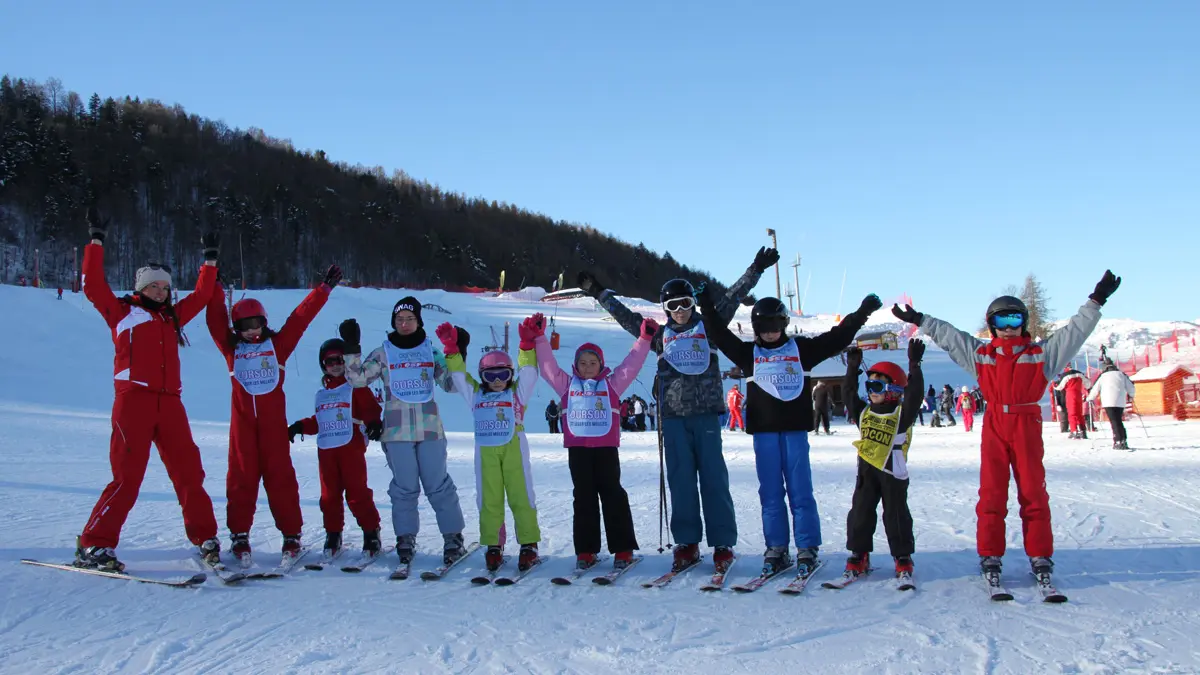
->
<box><xmin>908</xmin><ymin>338</ymin><xmax>925</xmax><ymax>366</ymax></box>
<box><xmin>846</xmin><ymin>345</ymin><xmax>864</xmax><ymax>371</ymax></box>
<box><xmin>856</xmin><ymin>294</ymin><xmax>883</xmax><ymax>316</ymax></box>
<box><xmin>323</xmin><ymin>264</ymin><xmax>343</xmax><ymax>288</ymax></box>
<box><xmin>695</xmin><ymin>283</ymin><xmax>715</xmax><ymax>313</ymax></box>
<box><xmin>201</xmin><ymin>232</ymin><xmax>220</xmax><ymax>261</ymax></box>
<box><xmin>287</xmin><ymin>421</ymin><xmax>304</xmax><ymax>443</ymax></box>
<box><xmin>892</xmin><ymin>304</ymin><xmax>924</xmax><ymax>326</ymax></box>
<box><xmin>752</xmin><ymin>247</ymin><xmax>780</xmax><ymax>274</ymax></box>
<box><xmin>365</xmin><ymin>421</ymin><xmax>384</xmax><ymax>441</ymax></box>
<box><xmin>86</xmin><ymin>206</ymin><xmax>108</xmax><ymax>243</ymax></box>
<box><xmin>576</xmin><ymin>271</ymin><xmax>607</xmax><ymax>299</ymax></box>
<box><xmin>339</xmin><ymin>319</ymin><xmax>362</xmax><ymax>354</ymax></box>
<box><xmin>1089</xmin><ymin>270</ymin><xmax>1121</xmax><ymax>306</ymax></box>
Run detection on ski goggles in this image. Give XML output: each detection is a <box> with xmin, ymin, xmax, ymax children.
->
<box><xmin>322</xmin><ymin>356</ymin><xmax>345</xmax><ymax>366</ymax></box>
<box><xmin>989</xmin><ymin>312</ymin><xmax>1025</xmax><ymax>330</ymax></box>
<box><xmin>145</xmin><ymin>262</ymin><xmax>173</xmax><ymax>273</ymax></box>
<box><xmin>663</xmin><ymin>297</ymin><xmax>695</xmax><ymax>313</ymax></box>
<box><xmin>754</xmin><ymin>317</ymin><xmax>788</xmax><ymax>334</ymax></box>
<box><xmin>865</xmin><ymin>379</ymin><xmax>905</xmax><ymax>395</ymax></box>
<box><xmin>481</xmin><ymin>368</ymin><xmax>513</xmax><ymax>383</ymax></box>
<box><xmin>234</xmin><ymin>316</ymin><xmax>266</xmax><ymax>331</ymax></box>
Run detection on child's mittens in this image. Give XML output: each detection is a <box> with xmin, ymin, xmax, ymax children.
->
<box><xmin>639</xmin><ymin>318</ymin><xmax>660</xmax><ymax>341</ymax></box>
<box><xmin>435</xmin><ymin>322</ymin><xmax>459</xmax><ymax>355</ymax></box>
<box><xmin>519</xmin><ymin>313</ymin><xmax>546</xmax><ymax>350</ymax></box>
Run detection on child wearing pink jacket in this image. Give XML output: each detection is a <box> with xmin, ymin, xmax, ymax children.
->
<box><xmin>523</xmin><ymin>312</ymin><xmax>657</xmax><ymax>571</ymax></box>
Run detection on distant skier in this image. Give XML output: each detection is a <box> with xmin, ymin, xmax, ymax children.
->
<box><xmin>812</xmin><ymin>380</ymin><xmax>832</xmax><ymax>434</ymax></box>
<box><xmin>956</xmin><ymin>385</ymin><xmax>977</xmax><ymax>432</ymax></box>
<box><xmin>726</xmin><ymin>385</ymin><xmax>745</xmax><ymax>431</ymax></box>
<box><xmin>839</xmin><ymin>341</ymin><xmax>924</xmax><ymax>584</ymax></box>
<box><xmin>75</xmin><ymin>206</ymin><xmax>223</xmax><ymax>572</ymax></box>
<box><xmin>891</xmin><ymin>270</ymin><xmax>1120</xmax><ymax>586</ymax></box>
<box><xmin>1054</xmin><ymin>367</ymin><xmax>1089</xmax><ymax>439</ymax></box>
<box><xmin>287</xmin><ymin>338</ymin><xmax>384</xmax><ymax>560</ymax></box>
<box><xmin>1087</xmin><ymin>359</ymin><xmax>1136</xmax><ymax>449</ymax></box>
<box><xmin>939</xmin><ymin>384</ymin><xmax>957</xmax><ymax>426</ymax></box>
<box><xmin>545</xmin><ymin>400</ymin><xmax>561</xmax><ymax>434</ymax></box>
<box><xmin>575</xmin><ymin>246</ymin><xmax>778</xmax><ymax>574</ymax></box>
<box><xmin>56</xmin><ymin>287</ymin><xmax>63</xmax><ymax>300</ymax></box>
<box><xmin>700</xmin><ymin>292</ymin><xmax>878</xmax><ymax>577</ymax></box>
<box><xmin>339</xmin><ymin>297</ymin><xmax>469</xmax><ymax>567</ymax></box>
<box><xmin>205</xmin><ymin>266</ymin><xmax>341</xmax><ymax>564</ymax></box>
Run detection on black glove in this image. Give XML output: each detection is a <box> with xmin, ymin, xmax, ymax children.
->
<box><xmin>908</xmin><ymin>338</ymin><xmax>925</xmax><ymax>365</ymax></box>
<box><xmin>1089</xmin><ymin>270</ymin><xmax>1121</xmax><ymax>306</ymax></box>
<box><xmin>892</xmin><ymin>304</ymin><xmax>924</xmax><ymax>326</ymax></box>
<box><xmin>338</xmin><ymin>319</ymin><xmax>361</xmax><ymax>354</ymax></box>
<box><xmin>201</xmin><ymin>232</ymin><xmax>220</xmax><ymax>261</ymax></box>
<box><xmin>846</xmin><ymin>346</ymin><xmax>864</xmax><ymax>370</ymax></box>
<box><xmin>752</xmin><ymin>247</ymin><xmax>780</xmax><ymax>274</ymax></box>
<box><xmin>856</xmin><ymin>294</ymin><xmax>882</xmax><ymax>316</ymax></box>
<box><xmin>87</xmin><ymin>206</ymin><xmax>108</xmax><ymax>243</ymax></box>
<box><xmin>455</xmin><ymin>326</ymin><xmax>471</xmax><ymax>356</ymax></box>
<box><xmin>287</xmin><ymin>421</ymin><xmax>304</xmax><ymax>443</ymax></box>
<box><xmin>694</xmin><ymin>283</ymin><xmax>716</xmax><ymax>313</ymax></box>
<box><xmin>323</xmin><ymin>264</ymin><xmax>343</xmax><ymax>288</ymax></box>
<box><xmin>576</xmin><ymin>271</ymin><xmax>607</xmax><ymax>299</ymax></box>
<box><xmin>365</xmin><ymin>420</ymin><xmax>383</xmax><ymax>441</ymax></box>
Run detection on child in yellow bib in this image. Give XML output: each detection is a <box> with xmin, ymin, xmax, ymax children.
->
<box><xmin>838</xmin><ymin>340</ymin><xmax>925</xmax><ymax>585</ymax></box>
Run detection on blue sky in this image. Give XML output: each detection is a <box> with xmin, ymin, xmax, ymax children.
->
<box><xmin>3</xmin><ymin>1</ymin><xmax>1197</xmax><ymax>328</ymax></box>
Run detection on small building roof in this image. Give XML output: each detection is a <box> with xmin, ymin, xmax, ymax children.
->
<box><xmin>1130</xmin><ymin>364</ymin><xmax>1194</xmax><ymax>382</ymax></box>
<box><xmin>856</xmin><ymin>330</ymin><xmax>897</xmax><ymax>340</ymax></box>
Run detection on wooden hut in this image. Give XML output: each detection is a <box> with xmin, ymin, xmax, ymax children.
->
<box><xmin>855</xmin><ymin>330</ymin><xmax>899</xmax><ymax>351</ymax></box>
<box><xmin>1129</xmin><ymin>365</ymin><xmax>1194</xmax><ymax>416</ymax></box>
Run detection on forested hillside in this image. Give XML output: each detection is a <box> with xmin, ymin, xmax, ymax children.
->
<box><xmin>0</xmin><ymin>75</ymin><xmax>723</xmax><ymax>296</ymax></box>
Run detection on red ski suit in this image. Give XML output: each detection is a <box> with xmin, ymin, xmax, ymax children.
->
<box><xmin>726</xmin><ymin>388</ymin><xmax>745</xmax><ymax>430</ymax></box>
<box><xmin>1056</xmin><ymin>372</ymin><xmax>1087</xmax><ymax>433</ymax></box>
<box><xmin>296</xmin><ymin>375</ymin><xmax>383</xmax><ymax>533</ymax></box>
<box><xmin>921</xmin><ymin>300</ymin><xmax>1102</xmax><ymax>558</ymax></box>
<box><xmin>206</xmin><ymin>283</ymin><xmax>330</xmax><ymax>535</ymax></box>
<box><xmin>956</xmin><ymin>392</ymin><xmax>977</xmax><ymax>432</ymax></box>
<box><xmin>79</xmin><ymin>243</ymin><xmax>220</xmax><ymax>548</ymax></box>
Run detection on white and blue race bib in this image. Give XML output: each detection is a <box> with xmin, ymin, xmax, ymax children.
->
<box><xmin>752</xmin><ymin>339</ymin><xmax>805</xmax><ymax>402</ymax></box>
<box><xmin>232</xmin><ymin>338</ymin><xmax>281</xmax><ymax>395</ymax></box>
<box><xmin>662</xmin><ymin>321</ymin><xmax>711</xmax><ymax>375</ymax></box>
<box><xmin>473</xmin><ymin>388</ymin><xmax>516</xmax><ymax>446</ymax></box>
<box><xmin>315</xmin><ymin>383</ymin><xmax>355</xmax><ymax>449</ymax></box>
<box><xmin>566</xmin><ymin>377</ymin><xmax>613</xmax><ymax>438</ymax></box>
<box><xmin>383</xmin><ymin>339</ymin><xmax>435</xmax><ymax>403</ymax></box>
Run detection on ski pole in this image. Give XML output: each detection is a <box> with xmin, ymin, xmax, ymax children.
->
<box><xmin>656</xmin><ymin>375</ymin><xmax>670</xmax><ymax>553</ymax></box>
<box><xmin>1130</xmin><ymin>399</ymin><xmax>1151</xmax><ymax>439</ymax></box>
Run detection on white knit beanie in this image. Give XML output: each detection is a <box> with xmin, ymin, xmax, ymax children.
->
<box><xmin>134</xmin><ymin>266</ymin><xmax>173</xmax><ymax>292</ymax></box>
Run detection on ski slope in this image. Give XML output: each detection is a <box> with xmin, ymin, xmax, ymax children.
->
<box><xmin>2</xmin><ymin>284</ymin><xmax>1200</xmax><ymax>674</ymax></box>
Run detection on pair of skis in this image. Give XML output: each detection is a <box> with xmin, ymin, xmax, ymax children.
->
<box><xmin>306</xmin><ymin>545</ymin><xmax>396</xmax><ymax>574</ymax></box>
<box><xmin>472</xmin><ymin>555</ymin><xmax>546</xmax><ymax>586</ymax></box>
<box><xmin>730</xmin><ymin>560</ymin><xmax>825</xmax><ymax>594</ymax></box>
<box><xmin>984</xmin><ymin>570</ymin><xmax>1067</xmax><ymax>603</ymax></box>
<box><xmin>820</xmin><ymin>566</ymin><xmax>914</xmax><ymax>592</ymax></box>
<box><xmin>550</xmin><ymin>556</ymin><xmax>646</xmax><ymax>586</ymax></box>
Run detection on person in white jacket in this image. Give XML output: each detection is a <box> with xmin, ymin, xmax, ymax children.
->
<box><xmin>1087</xmin><ymin>360</ymin><xmax>1136</xmax><ymax>449</ymax></box>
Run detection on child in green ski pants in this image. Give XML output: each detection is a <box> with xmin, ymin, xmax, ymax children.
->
<box><xmin>436</xmin><ymin>322</ymin><xmax>542</xmax><ymax>573</ymax></box>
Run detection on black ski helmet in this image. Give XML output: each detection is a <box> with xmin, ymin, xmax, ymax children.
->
<box><xmin>751</xmin><ymin>297</ymin><xmax>789</xmax><ymax>334</ymax></box>
<box><xmin>985</xmin><ymin>295</ymin><xmax>1028</xmax><ymax>335</ymax></box>
<box><xmin>660</xmin><ymin>278</ymin><xmax>695</xmax><ymax>303</ymax></box>
<box><xmin>318</xmin><ymin>338</ymin><xmax>346</xmax><ymax>369</ymax></box>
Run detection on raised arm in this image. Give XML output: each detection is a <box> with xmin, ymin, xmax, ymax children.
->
<box><xmin>1040</xmin><ymin>301</ymin><xmax>1103</xmax><ymax>377</ymax></box>
<box><xmin>81</xmin><ymin>242</ymin><xmax>124</xmax><ymax>329</ymax></box>
<box><xmin>173</xmin><ymin>232</ymin><xmax>221</xmax><ymax>325</ymax></box>
<box><xmin>442</xmin><ymin>351</ymin><xmax>480</xmax><ymax>406</ymax></box>
<box><xmin>610</xmin><ymin>328</ymin><xmax>656</xmax><ymax>397</ymax></box>
<box><xmin>714</xmin><ymin>247</ymin><xmax>776</xmax><ymax>323</ymax></box>
<box><xmin>697</xmin><ymin>290</ymin><xmax>754</xmax><ymax>372</ymax></box>
<box><xmin>576</xmin><ymin>271</ymin><xmax>648</xmax><ymax>340</ymax></box>
<box><xmin>798</xmin><ymin>294</ymin><xmax>880</xmax><ymax>370</ymax></box>
<box><xmin>203</xmin><ymin>281</ymin><xmax>236</xmax><ymax>361</ymax></box>
<box><xmin>534</xmin><ymin>335</ymin><xmax>571</xmax><ymax>397</ymax></box>
<box><xmin>898</xmin><ymin>348</ymin><xmax>925</xmax><ymax>433</ymax></box>
<box><xmin>515</xmin><ymin>347</ymin><xmax>539</xmax><ymax>407</ymax></box>
<box><xmin>843</xmin><ymin>347</ymin><xmax>868</xmax><ymax>426</ymax></box>
<box><xmin>894</xmin><ymin>304</ymin><xmax>982</xmax><ymax>377</ymax></box>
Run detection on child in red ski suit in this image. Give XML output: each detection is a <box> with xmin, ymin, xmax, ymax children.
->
<box><xmin>75</xmin><ymin>209</ymin><xmax>223</xmax><ymax>572</ymax></box>
<box><xmin>1054</xmin><ymin>368</ymin><xmax>1089</xmax><ymax>439</ymax></box>
<box><xmin>288</xmin><ymin>338</ymin><xmax>385</xmax><ymax>559</ymax></box>
<box><xmin>205</xmin><ymin>266</ymin><xmax>341</xmax><ymax>562</ymax></box>
<box><xmin>726</xmin><ymin>385</ymin><xmax>745</xmax><ymax>431</ymax></box>
<box><xmin>955</xmin><ymin>386</ymin><xmax>977</xmax><ymax>432</ymax></box>
<box><xmin>892</xmin><ymin>270</ymin><xmax>1120</xmax><ymax>583</ymax></box>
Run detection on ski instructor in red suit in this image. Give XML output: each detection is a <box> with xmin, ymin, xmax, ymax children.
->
<box><xmin>205</xmin><ymin>265</ymin><xmax>342</xmax><ymax>564</ymax></box>
<box><xmin>75</xmin><ymin>206</ymin><xmax>224</xmax><ymax>573</ymax></box>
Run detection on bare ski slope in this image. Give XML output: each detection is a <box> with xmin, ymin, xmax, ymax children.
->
<box><xmin>2</xmin><ymin>284</ymin><xmax>1199</xmax><ymax>674</ymax></box>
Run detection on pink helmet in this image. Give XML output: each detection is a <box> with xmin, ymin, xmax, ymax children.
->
<box><xmin>479</xmin><ymin>350</ymin><xmax>513</xmax><ymax>373</ymax></box>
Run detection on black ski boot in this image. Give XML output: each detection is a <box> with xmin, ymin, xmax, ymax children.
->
<box><xmin>443</xmin><ymin>533</ymin><xmax>467</xmax><ymax>566</ymax></box>
<box><xmin>796</xmin><ymin>547</ymin><xmax>820</xmax><ymax>574</ymax></box>
<box><xmin>396</xmin><ymin>534</ymin><xmax>416</xmax><ymax>565</ymax></box>
<box><xmin>199</xmin><ymin>538</ymin><xmax>221</xmax><ymax>566</ymax></box>
<box><xmin>762</xmin><ymin>546</ymin><xmax>792</xmax><ymax>575</ymax></box>
<box><xmin>323</xmin><ymin>531</ymin><xmax>343</xmax><ymax>557</ymax></box>
<box><xmin>75</xmin><ymin>545</ymin><xmax>125</xmax><ymax>573</ymax></box>
<box><xmin>362</xmin><ymin>529</ymin><xmax>381</xmax><ymax>556</ymax></box>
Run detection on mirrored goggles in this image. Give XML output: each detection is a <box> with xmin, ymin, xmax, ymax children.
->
<box><xmin>322</xmin><ymin>356</ymin><xmax>345</xmax><ymax>366</ymax></box>
<box><xmin>234</xmin><ymin>316</ymin><xmax>266</xmax><ymax>331</ymax></box>
<box><xmin>865</xmin><ymin>379</ymin><xmax>905</xmax><ymax>395</ymax></box>
<box><xmin>481</xmin><ymin>368</ymin><xmax>513</xmax><ymax>383</ymax></box>
<box><xmin>663</xmin><ymin>297</ymin><xmax>695</xmax><ymax>313</ymax></box>
<box><xmin>989</xmin><ymin>312</ymin><xmax>1025</xmax><ymax>330</ymax></box>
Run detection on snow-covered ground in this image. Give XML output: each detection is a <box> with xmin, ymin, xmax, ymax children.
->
<box><xmin>2</xmin><ymin>284</ymin><xmax>1200</xmax><ymax>674</ymax></box>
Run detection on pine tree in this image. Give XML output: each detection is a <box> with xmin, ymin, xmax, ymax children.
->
<box><xmin>1020</xmin><ymin>274</ymin><xmax>1054</xmax><ymax>340</ymax></box>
